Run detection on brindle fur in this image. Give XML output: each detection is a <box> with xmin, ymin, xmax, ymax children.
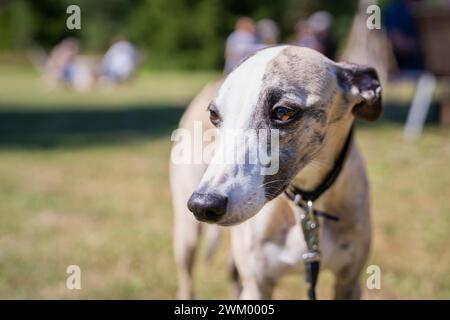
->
<box><xmin>170</xmin><ymin>46</ymin><xmax>381</xmax><ymax>299</ymax></box>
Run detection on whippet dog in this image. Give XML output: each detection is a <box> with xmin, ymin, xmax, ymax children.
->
<box><xmin>170</xmin><ymin>46</ymin><xmax>382</xmax><ymax>299</ymax></box>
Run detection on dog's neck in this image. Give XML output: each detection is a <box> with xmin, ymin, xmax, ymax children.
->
<box><xmin>291</xmin><ymin>117</ymin><xmax>354</xmax><ymax>192</ymax></box>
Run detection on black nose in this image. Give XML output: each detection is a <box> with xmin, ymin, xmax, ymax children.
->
<box><xmin>187</xmin><ymin>192</ymin><xmax>228</xmax><ymax>223</ymax></box>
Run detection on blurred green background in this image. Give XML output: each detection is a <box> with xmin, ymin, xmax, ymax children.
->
<box><xmin>0</xmin><ymin>0</ymin><xmax>359</xmax><ymax>69</ymax></box>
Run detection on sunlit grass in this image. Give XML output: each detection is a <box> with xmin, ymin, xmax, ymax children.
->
<box><xmin>0</xmin><ymin>67</ymin><xmax>448</xmax><ymax>299</ymax></box>
<box><xmin>0</xmin><ymin>65</ymin><xmax>220</xmax><ymax>109</ymax></box>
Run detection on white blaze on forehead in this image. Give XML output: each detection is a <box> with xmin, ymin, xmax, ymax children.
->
<box><xmin>196</xmin><ymin>47</ymin><xmax>289</xmax><ymax>225</ymax></box>
<box><xmin>215</xmin><ymin>46</ymin><xmax>287</xmax><ymax>129</ymax></box>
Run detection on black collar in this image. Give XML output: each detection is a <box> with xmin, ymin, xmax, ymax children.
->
<box><xmin>285</xmin><ymin>124</ymin><xmax>354</xmax><ymax>203</ymax></box>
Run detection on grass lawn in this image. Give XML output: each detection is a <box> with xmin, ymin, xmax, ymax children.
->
<box><xmin>0</xmin><ymin>66</ymin><xmax>449</xmax><ymax>299</ymax></box>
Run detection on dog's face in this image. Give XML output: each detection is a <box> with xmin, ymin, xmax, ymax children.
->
<box><xmin>188</xmin><ymin>46</ymin><xmax>381</xmax><ymax>226</ymax></box>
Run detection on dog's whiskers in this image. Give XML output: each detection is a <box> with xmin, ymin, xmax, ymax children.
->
<box><xmin>256</xmin><ymin>179</ymin><xmax>286</xmax><ymax>190</ymax></box>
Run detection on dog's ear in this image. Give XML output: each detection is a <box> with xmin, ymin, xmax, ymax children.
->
<box><xmin>336</xmin><ymin>62</ymin><xmax>382</xmax><ymax>121</ymax></box>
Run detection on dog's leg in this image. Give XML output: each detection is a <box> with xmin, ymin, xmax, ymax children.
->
<box><xmin>171</xmin><ymin>149</ymin><xmax>209</xmax><ymax>299</ymax></box>
<box><xmin>173</xmin><ymin>184</ymin><xmax>206</xmax><ymax>301</ymax></box>
<box><xmin>173</xmin><ymin>211</ymin><xmax>202</xmax><ymax>299</ymax></box>
<box><xmin>231</xmin><ymin>225</ymin><xmax>276</xmax><ymax>300</ymax></box>
<box><xmin>333</xmin><ymin>265</ymin><xmax>362</xmax><ymax>300</ymax></box>
<box><xmin>228</xmin><ymin>255</ymin><xmax>242</xmax><ymax>298</ymax></box>
<box><xmin>332</xmin><ymin>226</ymin><xmax>371</xmax><ymax>300</ymax></box>
<box><xmin>239</xmin><ymin>277</ymin><xmax>275</xmax><ymax>299</ymax></box>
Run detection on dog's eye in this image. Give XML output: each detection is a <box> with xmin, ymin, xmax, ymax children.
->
<box><xmin>271</xmin><ymin>106</ymin><xmax>297</xmax><ymax>122</ymax></box>
<box><xmin>209</xmin><ymin>109</ymin><xmax>221</xmax><ymax>125</ymax></box>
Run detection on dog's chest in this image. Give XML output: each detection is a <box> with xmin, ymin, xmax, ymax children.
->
<box><xmin>272</xmin><ymin>223</ymin><xmax>355</xmax><ymax>274</ymax></box>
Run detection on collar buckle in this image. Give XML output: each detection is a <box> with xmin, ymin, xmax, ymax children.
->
<box><xmin>295</xmin><ymin>199</ymin><xmax>321</xmax><ymax>300</ymax></box>
<box><xmin>300</xmin><ymin>200</ymin><xmax>321</xmax><ymax>263</ymax></box>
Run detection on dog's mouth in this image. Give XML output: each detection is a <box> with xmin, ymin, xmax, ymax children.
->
<box><xmin>214</xmin><ymin>211</ymin><xmax>258</xmax><ymax>226</ymax></box>
<box><xmin>216</xmin><ymin>219</ymin><xmax>239</xmax><ymax>227</ymax></box>
<box><xmin>214</xmin><ymin>183</ymin><xmax>291</xmax><ymax>226</ymax></box>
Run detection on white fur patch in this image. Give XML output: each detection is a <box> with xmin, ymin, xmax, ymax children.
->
<box><xmin>216</xmin><ymin>46</ymin><xmax>287</xmax><ymax>130</ymax></box>
<box><xmin>197</xmin><ymin>46</ymin><xmax>287</xmax><ymax>225</ymax></box>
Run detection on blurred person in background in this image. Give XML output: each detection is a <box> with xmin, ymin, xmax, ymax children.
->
<box><xmin>294</xmin><ymin>11</ymin><xmax>337</xmax><ymax>59</ymax></box>
<box><xmin>44</xmin><ymin>37</ymin><xmax>80</xmax><ymax>88</ymax></box>
<box><xmin>224</xmin><ymin>17</ymin><xmax>281</xmax><ymax>74</ymax></box>
<box><xmin>224</xmin><ymin>17</ymin><xmax>259</xmax><ymax>74</ymax></box>
<box><xmin>383</xmin><ymin>0</ymin><xmax>424</xmax><ymax>74</ymax></box>
<box><xmin>256</xmin><ymin>19</ymin><xmax>280</xmax><ymax>46</ymax></box>
<box><xmin>99</xmin><ymin>37</ymin><xmax>139</xmax><ymax>84</ymax></box>
<box><xmin>43</xmin><ymin>37</ymin><xmax>95</xmax><ymax>92</ymax></box>
<box><xmin>294</xmin><ymin>20</ymin><xmax>322</xmax><ymax>53</ymax></box>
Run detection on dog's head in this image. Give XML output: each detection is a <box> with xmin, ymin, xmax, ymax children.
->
<box><xmin>188</xmin><ymin>46</ymin><xmax>381</xmax><ymax>226</ymax></box>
